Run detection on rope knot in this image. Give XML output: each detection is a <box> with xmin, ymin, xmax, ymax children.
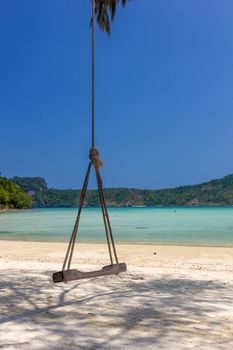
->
<box><xmin>89</xmin><ymin>148</ymin><xmax>103</xmax><ymax>168</ymax></box>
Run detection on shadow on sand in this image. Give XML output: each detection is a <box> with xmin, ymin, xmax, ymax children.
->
<box><xmin>0</xmin><ymin>270</ymin><xmax>232</xmax><ymax>349</ymax></box>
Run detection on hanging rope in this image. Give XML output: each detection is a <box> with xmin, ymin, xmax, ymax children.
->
<box><xmin>61</xmin><ymin>0</ymin><xmax>119</xmax><ymax>272</ymax></box>
<box><xmin>92</xmin><ymin>0</ymin><xmax>95</xmax><ymax>148</ymax></box>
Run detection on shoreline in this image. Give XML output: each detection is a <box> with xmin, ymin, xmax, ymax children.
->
<box><xmin>1</xmin><ymin>205</ymin><xmax>233</xmax><ymax>211</ymax></box>
<box><xmin>0</xmin><ymin>238</ymin><xmax>233</xmax><ymax>248</ymax></box>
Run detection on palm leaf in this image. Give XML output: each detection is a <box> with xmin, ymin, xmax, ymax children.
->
<box><xmin>94</xmin><ymin>0</ymin><xmax>129</xmax><ymax>34</ymax></box>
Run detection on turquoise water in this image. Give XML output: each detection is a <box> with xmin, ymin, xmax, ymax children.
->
<box><xmin>0</xmin><ymin>207</ymin><xmax>233</xmax><ymax>246</ymax></box>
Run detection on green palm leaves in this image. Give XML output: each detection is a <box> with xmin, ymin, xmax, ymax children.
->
<box><xmin>95</xmin><ymin>0</ymin><xmax>128</xmax><ymax>33</ymax></box>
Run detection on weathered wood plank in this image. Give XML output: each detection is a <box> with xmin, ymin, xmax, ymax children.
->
<box><xmin>52</xmin><ymin>263</ymin><xmax>127</xmax><ymax>283</ymax></box>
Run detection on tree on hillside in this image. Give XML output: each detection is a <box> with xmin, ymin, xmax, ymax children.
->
<box><xmin>0</xmin><ymin>177</ymin><xmax>32</xmax><ymax>209</ymax></box>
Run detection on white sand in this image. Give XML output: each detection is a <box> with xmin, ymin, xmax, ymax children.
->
<box><xmin>0</xmin><ymin>240</ymin><xmax>233</xmax><ymax>350</ymax></box>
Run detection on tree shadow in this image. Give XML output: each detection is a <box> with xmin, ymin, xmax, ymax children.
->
<box><xmin>0</xmin><ymin>270</ymin><xmax>232</xmax><ymax>349</ymax></box>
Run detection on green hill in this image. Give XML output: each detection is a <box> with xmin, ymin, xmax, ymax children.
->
<box><xmin>0</xmin><ymin>177</ymin><xmax>33</xmax><ymax>209</ymax></box>
<box><xmin>10</xmin><ymin>174</ymin><xmax>233</xmax><ymax>207</ymax></box>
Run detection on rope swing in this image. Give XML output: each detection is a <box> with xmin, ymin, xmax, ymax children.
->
<box><xmin>52</xmin><ymin>0</ymin><xmax>127</xmax><ymax>283</ymax></box>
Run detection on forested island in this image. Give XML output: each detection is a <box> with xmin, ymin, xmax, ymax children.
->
<box><xmin>5</xmin><ymin>173</ymin><xmax>233</xmax><ymax>208</ymax></box>
<box><xmin>0</xmin><ymin>177</ymin><xmax>32</xmax><ymax>209</ymax></box>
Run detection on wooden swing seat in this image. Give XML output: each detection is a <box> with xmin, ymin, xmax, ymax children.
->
<box><xmin>53</xmin><ymin>262</ymin><xmax>127</xmax><ymax>283</ymax></box>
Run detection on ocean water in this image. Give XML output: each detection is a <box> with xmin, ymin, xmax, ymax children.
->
<box><xmin>0</xmin><ymin>207</ymin><xmax>233</xmax><ymax>246</ymax></box>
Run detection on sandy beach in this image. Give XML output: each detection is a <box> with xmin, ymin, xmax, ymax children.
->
<box><xmin>0</xmin><ymin>240</ymin><xmax>233</xmax><ymax>350</ymax></box>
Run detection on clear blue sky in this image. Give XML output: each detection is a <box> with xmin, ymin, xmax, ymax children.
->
<box><xmin>1</xmin><ymin>0</ymin><xmax>233</xmax><ymax>189</ymax></box>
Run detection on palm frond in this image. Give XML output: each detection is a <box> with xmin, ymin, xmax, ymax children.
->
<box><xmin>94</xmin><ymin>0</ymin><xmax>129</xmax><ymax>34</ymax></box>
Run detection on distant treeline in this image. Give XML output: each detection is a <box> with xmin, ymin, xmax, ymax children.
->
<box><xmin>10</xmin><ymin>174</ymin><xmax>233</xmax><ymax>208</ymax></box>
<box><xmin>0</xmin><ymin>177</ymin><xmax>32</xmax><ymax>209</ymax></box>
